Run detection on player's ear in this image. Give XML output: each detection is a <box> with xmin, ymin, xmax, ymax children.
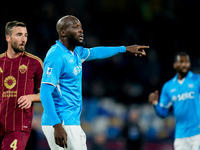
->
<box><xmin>60</xmin><ymin>30</ymin><xmax>66</xmax><ymax>37</ymax></box>
<box><xmin>5</xmin><ymin>35</ymin><xmax>10</xmax><ymax>42</ymax></box>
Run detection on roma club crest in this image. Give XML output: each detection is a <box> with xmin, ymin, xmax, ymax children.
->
<box><xmin>19</xmin><ymin>64</ymin><xmax>27</xmax><ymax>74</ymax></box>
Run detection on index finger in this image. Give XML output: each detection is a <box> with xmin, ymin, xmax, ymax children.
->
<box><xmin>138</xmin><ymin>45</ymin><xmax>149</xmax><ymax>49</ymax></box>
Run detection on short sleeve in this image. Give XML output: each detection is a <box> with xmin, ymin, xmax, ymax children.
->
<box><xmin>41</xmin><ymin>54</ymin><xmax>63</xmax><ymax>86</ymax></box>
<box><xmin>159</xmin><ymin>83</ymin><xmax>172</xmax><ymax>109</ymax></box>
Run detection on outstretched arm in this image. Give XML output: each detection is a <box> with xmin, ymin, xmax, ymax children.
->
<box><xmin>86</xmin><ymin>45</ymin><xmax>149</xmax><ymax>61</ymax></box>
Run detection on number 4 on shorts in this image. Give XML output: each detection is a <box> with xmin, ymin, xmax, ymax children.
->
<box><xmin>10</xmin><ymin>139</ymin><xmax>17</xmax><ymax>150</ymax></box>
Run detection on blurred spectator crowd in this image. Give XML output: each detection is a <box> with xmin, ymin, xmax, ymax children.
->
<box><xmin>1</xmin><ymin>0</ymin><xmax>200</xmax><ymax>149</ymax></box>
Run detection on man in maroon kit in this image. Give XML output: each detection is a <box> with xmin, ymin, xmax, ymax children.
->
<box><xmin>0</xmin><ymin>21</ymin><xmax>43</xmax><ymax>150</ymax></box>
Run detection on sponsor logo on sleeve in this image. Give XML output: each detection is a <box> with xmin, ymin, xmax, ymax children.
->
<box><xmin>46</xmin><ymin>67</ymin><xmax>53</xmax><ymax>75</ymax></box>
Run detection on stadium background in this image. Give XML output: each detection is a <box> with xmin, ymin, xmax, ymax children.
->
<box><xmin>1</xmin><ymin>0</ymin><xmax>200</xmax><ymax>149</ymax></box>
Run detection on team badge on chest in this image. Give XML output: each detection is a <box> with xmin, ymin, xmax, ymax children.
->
<box><xmin>19</xmin><ymin>64</ymin><xmax>27</xmax><ymax>74</ymax></box>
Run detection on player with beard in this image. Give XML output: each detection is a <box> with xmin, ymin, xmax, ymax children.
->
<box><xmin>0</xmin><ymin>21</ymin><xmax>43</xmax><ymax>150</ymax></box>
<box><xmin>149</xmin><ymin>52</ymin><xmax>200</xmax><ymax>150</ymax></box>
<box><xmin>40</xmin><ymin>15</ymin><xmax>149</xmax><ymax>150</ymax></box>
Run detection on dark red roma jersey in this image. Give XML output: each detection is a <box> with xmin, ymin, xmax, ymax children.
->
<box><xmin>0</xmin><ymin>51</ymin><xmax>43</xmax><ymax>132</ymax></box>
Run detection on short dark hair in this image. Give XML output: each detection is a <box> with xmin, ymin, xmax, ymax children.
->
<box><xmin>174</xmin><ymin>52</ymin><xmax>189</xmax><ymax>62</ymax></box>
<box><xmin>5</xmin><ymin>21</ymin><xmax>26</xmax><ymax>35</ymax></box>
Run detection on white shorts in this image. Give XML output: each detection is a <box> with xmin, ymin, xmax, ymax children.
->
<box><xmin>174</xmin><ymin>134</ymin><xmax>200</xmax><ymax>150</ymax></box>
<box><xmin>42</xmin><ymin>125</ymin><xmax>87</xmax><ymax>150</ymax></box>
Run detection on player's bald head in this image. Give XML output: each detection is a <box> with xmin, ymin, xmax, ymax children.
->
<box><xmin>56</xmin><ymin>15</ymin><xmax>80</xmax><ymax>35</ymax></box>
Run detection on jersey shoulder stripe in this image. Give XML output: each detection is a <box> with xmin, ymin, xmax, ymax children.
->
<box><xmin>0</xmin><ymin>52</ymin><xmax>6</xmax><ymax>58</ymax></box>
<box><xmin>25</xmin><ymin>52</ymin><xmax>43</xmax><ymax>68</ymax></box>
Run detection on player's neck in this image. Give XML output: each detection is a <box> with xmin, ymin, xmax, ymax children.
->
<box><xmin>67</xmin><ymin>45</ymin><xmax>75</xmax><ymax>52</ymax></box>
<box><xmin>7</xmin><ymin>47</ymin><xmax>22</xmax><ymax>59</ymax></box>
<box><xmin>59</xmin><ymin>39</ymin><xmax>75</xmax><ymax>52</ymax></box>
<box><xmin>178</xmin><ymin>73</ymin><xmax>187</xmax><ymax>80</ymax></box>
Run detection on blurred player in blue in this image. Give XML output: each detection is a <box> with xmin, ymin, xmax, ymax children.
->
<box><xmin>40</xmin><ymin>15</ymin><xmax>149</xmax><ymax>150</ymax></box>
<box><xmin>149</xmin><ymin>52</ymin><xmax>200</xmax><ymax>150</ymax></box>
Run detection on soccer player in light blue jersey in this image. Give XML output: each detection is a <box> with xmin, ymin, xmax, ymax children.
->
<box><xmin>40</xmin><ymin>15</ymin><xmax>149</xmax><ymax>150</ymax></box>
<box><xmin>149</xmin><ymin>52</ymin><xmax>200</xmax><ymax>150</ymax></box>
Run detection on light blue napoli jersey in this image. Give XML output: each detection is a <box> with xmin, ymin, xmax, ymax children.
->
<box><xmin>41</xmin><ymin>40</ymin><xmax>89</xmax><ymax>125</ymax></box>
<box><xmin>159</xmin><ymin>71</ymin><xmax>200</xmax><ymax>138</ymax></box>
<box><xmin>41</xmin><ymin>40</ymin><xmax>126</xmax><ymax>126</ymax></box>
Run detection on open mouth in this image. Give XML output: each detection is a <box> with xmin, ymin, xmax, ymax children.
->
<box><xmin>78</xmin><ymin>34</ymin><xmax>84</xmax><ymax>40</ymax></box>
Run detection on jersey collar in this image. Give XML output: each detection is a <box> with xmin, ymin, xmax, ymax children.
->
<box><xmin>55</xmin><ymin>40</ymin><xmax>68</xmax><ymax>52</ymax></box>
<box><xmin>173</xmin><ymin>71</ymin><xmax>193</xmax><ymax>82</ymax></box>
